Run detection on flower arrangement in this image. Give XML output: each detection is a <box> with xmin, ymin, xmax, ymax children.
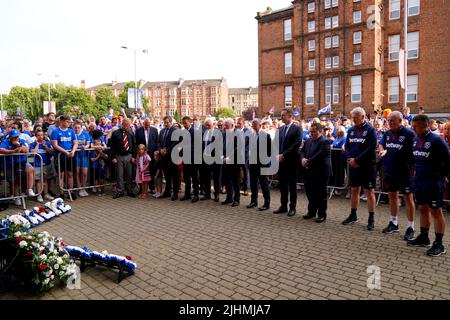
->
<box><xmin>65</xmin><ymin>246</ymin><xmax>137</xmax><ymax>271</ymax></box>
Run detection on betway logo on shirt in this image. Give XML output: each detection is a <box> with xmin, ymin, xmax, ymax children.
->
<box><xmin>386</xmin><ymin>142</ymin><xmax>403</xmax><ymax>150</ymax></box>
<box><xmin>413</xmin><ymin>150</ymin><xmax>430</xmax><ymax>158</ymax></box>
<box><xmin>59</xmin><ymin>137</ymin><xmax>72</xmax><ymax>142</ymax></box>
<box><xmin>348</xmin><ymin>138</ymin><xmax>365</xmax><ymax>143</ymax></box>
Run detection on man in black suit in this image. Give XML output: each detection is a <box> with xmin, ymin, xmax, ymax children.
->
<box><xmin>222</xmin><ymin>119</ymin><xmax>241</xmax><ymax>207</ymax></box>
<box><xmin>135</xmin><ymin>118</ymin><xmax>159</xmax><ymax>192</ymax></box>
<box><xmin>247</xmin><ymin>119</ymin><xmax>271</xmax><ymax>211</ymax></box>
<box><xmin>158</xmin><ymin>116</ymin><xmax>179</xmax><ymax>200</ymax></box>
<box><xmin>300</xmin><ymin>123</ymin><xmax>332</xmax><ymax>223</ymax></box>
<box><xmin>274</xmin><ymin>108</ymin><xmax>303</xmax><ymax>217</ymax></box>
<box><xmin>200</xmin><ymin>118</ymin><xmax>222</xmax><ymax>202</ymax></box>
<box><xmin>236</xmin><ymin>117</ymin><xmax>250</xmax><ymax>196</ymax></box>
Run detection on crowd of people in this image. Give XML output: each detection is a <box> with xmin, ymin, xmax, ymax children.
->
<box><xmin>0</xmin><ymin>105</ymin><xmax>449</xmax><ymax>257</ymax></box>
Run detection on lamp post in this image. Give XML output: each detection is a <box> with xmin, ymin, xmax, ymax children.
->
<box><xmin>37</xmin><ymin>73</ymin><xmax>59</xmax><ymax>112</ymax></box>
<box><xmin>121</xmin><ymin>46</ymin><xmax>149</xmax><ymax>110</ymax></box>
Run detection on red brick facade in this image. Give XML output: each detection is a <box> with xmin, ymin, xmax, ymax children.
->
<box><xmin>256</xmin><ymin>0</ymin><xmax>450</xmax><ymax>118</ymax></box>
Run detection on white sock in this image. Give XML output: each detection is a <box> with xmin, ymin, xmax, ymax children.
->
<box><xmin>407</xmin><ymin>220</ymin><xmax>415</xmax><ymax>230</ymax></box>
<box><xmin>390</xmin><ymin>216</ymin><xmax>398</xmax><ymax>226</ymax></box>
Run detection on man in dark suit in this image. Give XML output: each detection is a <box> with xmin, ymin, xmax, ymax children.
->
<box><xmin>158</xmin><ymin>116</ymin><xmax>179</xmax><ymax>200</ymax></box>
<box><xmin>274</xmin><ymin>108</ymin><xmax>303</xmax><ymax>217</ymax></box>
<box><xmin>300</xmin><ymin>123</ymin><xmax>332</xmax><ymax>223</ymax></box>
<box><xmin>222</xmin><ymin>119</ymin><xmax>241</xmax><ymax>207</ymax></box>
<box><xmin>236</xmin><ymin>117</ymin><xmax>250</xmax><ymax>196</ymax></box>
<box><xmin>200</xmin><ymin>118</ymin><xmax>222</xmax><ymax>202</ymax></box>
<box><xmin>247</xmin><ymin>119</ymin><xmax>271</xmax><ymax>211</ymax></box>
<box><xmin>135</xmin><ymin>118</ymin><xmax>159</xmax><ymax>193</ymax></box>
<box><xmin>110</xmin><ymin>118</ymin><xmax>136</xmax><ymax>199</ymax></box>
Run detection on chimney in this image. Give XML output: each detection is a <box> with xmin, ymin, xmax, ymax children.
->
<box><xmin>80</xmin><ymin>80</ymin><xmax>85</xmax><ymax>89</ymax></box>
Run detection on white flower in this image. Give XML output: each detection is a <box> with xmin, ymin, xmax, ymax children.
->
<box><xmin>51</xmin><ymin>275</ymin><xmax>55</xmax><ymax>280</ymax></box>
<box><xmin>54</xmin><ymin>264</ymin><xmax>59</xmax><ymax>270</ymax></box>
<box><xmin>59</xmin><ymin>271</ymin><xmax>64</xmax><ymax>276</ymax></box>
<box><xmin>19</xmin><ymin>241</ymin><xmax>27</xmax><ymax>248</ymax></box>
<box><xmin>57</xmin><ymin>257</ymin><xmax>63</xmax><ymax>265</ymax></box>
<box><xmin>14</xmin><ymin>231</ymin><xmax>22</xmax><ymax>237</ymax></box>
<box><xmin>43</xmin><ymin>279</ymin><xmax>50</xmax><ymax>285</ymax></box>
<box><xmin>39</xmin><ymin>254</ymin><xmax>47</xmax><ymax>260</ymax></box>
<box><xmin>27</xmin><ymin>235</ymin><xmax>32</xmax><ymax>240</ymax></box>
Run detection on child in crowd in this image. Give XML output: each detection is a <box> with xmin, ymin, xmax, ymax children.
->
<box><xmin>136</xmin><ymin>144</ymin><xmax>151</xmax><ymax>199</ymax></box>
<box><xmin>89</xmin><ymin>138</ymin><xmax>108</xmax><ymax>196</ymax></box>
<box><xmin>30</xmin><ymin>129</ymin><xmax>55</xmax><ymax>203</ymax></box>
<box><xmin>153</xmin><ymin>150</ymin><xmax>163</xmax><ymax>198</ymax></box>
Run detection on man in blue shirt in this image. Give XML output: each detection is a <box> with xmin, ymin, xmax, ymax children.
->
<box><xmin>378</xmin><ymin>111</ymin><xmax>416</xmax><ymax>240</ymax></box>
<box><xmin>51</xmin><ymin>115</ymin><xmax>78</xmax><ymax>200</ymax></box>
<box><xmin>407</xmin><ymin>115</ymin><xmax>450</xmax><ymax>257</ymax></box>
<box><xmin>343</xmin><ymin>107</ymin><xmax>377</xmax><ymax>230</ymax></box>
<box><xmin>0</xmin><ymin>129</ymin><xmax>37</xmax><ymax>206</ymax></box>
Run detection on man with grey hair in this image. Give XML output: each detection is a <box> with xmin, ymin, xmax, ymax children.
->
<box><xmin>342</xmin><ymin>107</ymin><xmax>377</xmax><ymax>230</ymax></box>
<box><xmin>221</xmin><ymin>118</ymin><xmax>241</xmax><ymax>206</ymax></box>
<box><xmin>378</xmin><ymin>111</ymin><xmax>416</xmax><ymax>240</ymax></box>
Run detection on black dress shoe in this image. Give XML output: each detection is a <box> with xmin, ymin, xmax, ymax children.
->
<box><xmin>160</xmin><ymin>193</ymin><xmax>171</xmax><ymax>199</ymax></box>
<box><xmin>113</xmin><ymin>192</ymin><xmax>124</xmax><ymax>199</ymax></box>
<box><xmin>214</xmin><ymin>194</ymin><xmax>220</xmax><ymax>202</ymax></box>
<box><xmin>287</xmin><ymin>209</ymin><xmax>296</xmax><ymax>217</ymax></box>
<box><xmin>171</xmin><ymin>195</ymin><xmax>178</xmax><ymax>201</ymax></box>
<box><xmin>315</xmin><ymin>217</ymin><xmax>326</xmax><ymax>223</ymax></box>
<box><xmin>221</xmin><ymin>199</ymin><xmax>233</xmax><ymax>205</ymax></box>
<box><xmin>246</xmin><ymin>202</ymin><xmax>257</xmax><ymax>209</ymax></box>
<box><xmin>258</xmin><ymin>205</ymin><xmax>270</xmax><ymax>211</ymax></box>
<box><xmin>127</xmin><ymin>193</ymin><xmax>136</xmax><ymax>198</ymax></box>
<box><xmin>231</xmin><ymin>201</ymin><xmax>240</xmax><ymax>207</ymax></box>
<box><xmin>191</xmin><ymin>196</ymin><xmax>199</xmax><ymax>203</ymax></box>
<box><xmin>180</xmin><ymin>195</ymin><xmax>191</xmax><ymax>201</ymax></box>
<box><xmin>302</xmin><ymin>213</ymin><xmax>316</xmax><ymax>220</ymax></box>
<box><xmin>273</xmin><ymin>207</ymin><xmax>288</xmax><ymax>214</ymax></box>
<box><xmin>200</xmin><ymin>195</ymin><xmax>210</xmax><ymax>201</ymax></box>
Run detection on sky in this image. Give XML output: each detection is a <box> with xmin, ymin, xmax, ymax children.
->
<box><xmin>0</xmin><ymin>0</ymin><xmax>290</xmax><ymax>93</ymax></box>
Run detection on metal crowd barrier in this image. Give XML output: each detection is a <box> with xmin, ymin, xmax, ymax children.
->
<box><xmin>57</xmin><ymin>147</ymin><xmax>115</xmax><ymax>201</ymax></box>
<box><xmin>0</xmin><ymin>152</ymin><xmax>44</xmax><ymax>209</ymax></box>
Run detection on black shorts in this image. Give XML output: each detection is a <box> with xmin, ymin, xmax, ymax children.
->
<box><xmin>414</xmin><ymin>179</ymin><xmax>445</xmax><ymax>209</ymax></box>
<box><xmin>57</xmin><ymin>157</ymin><xmax>76</xmax><ymax>172</ymax></box>
<box><xmin>383</xmin><ymin>175</ymin><xmax>413</xmax><ymax>194</ymax></box>
<box><xmin>349</xmin><ymin>166</ymin><xmax>376</xmax><ymax>189</ymax></box>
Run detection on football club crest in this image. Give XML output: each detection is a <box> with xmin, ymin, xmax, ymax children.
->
<box><xmin>362</xmin><ymin>131</ymin><xmax>367</xmax><ymax>137</ymax></box>
<box><xmin>399</xmin><ymin>136</ymin><xmax>405</xmax><ymax>142</ymax></box>
<box><xmin>424</xmin><ymin>142</ymin><xmax>431</xmax><ymax>149</ymax></box>
<box><xmin>351</xmin><ymin>131</ymin><xmax>354</xmax><ymax>136</ymax></box>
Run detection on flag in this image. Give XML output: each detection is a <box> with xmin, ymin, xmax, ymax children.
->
<box><xmin>127</xmin><ymin>88</ymin><xmax>143</xmax><ymax>109</ymax></box>
<box><xmin>318</xmin><ymin>104</ymin><xmax>331</xmax><ymax>115</ymax></box>
<box><xmin>399</xmin><ymin>48</ymin><xmax>406</xmax><ymax>89</ymax></box>
<box><xmin>269</xmin><ymin>106</ymin><xmax>274</xmax><ymax>114</ymax></box>
<box><xmin>293</xmin><ymin>106</ymin><xmax>300</xmax><ymax>117</ymax></box>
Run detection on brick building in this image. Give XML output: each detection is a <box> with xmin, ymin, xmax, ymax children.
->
<box><xmin>256</xmin><ymin>0</ymin><xmax>450</xmax><ymax>118</ymax></box>
<box><xmin>228</xmin><ymin>87</ymin><xmax>259</xmax><ymax>116</ymax></box>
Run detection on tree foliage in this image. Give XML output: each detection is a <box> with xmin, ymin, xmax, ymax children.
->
<box><xmin>215</xmin><ymin>107</ymin><xmax>235</xmax><ymax>119</ymax></box>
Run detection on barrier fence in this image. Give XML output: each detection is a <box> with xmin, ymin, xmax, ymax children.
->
<box><xmin>0</xmin><ymin>152</ymin><xmax>44</xmax><ymax>209</ymax></box>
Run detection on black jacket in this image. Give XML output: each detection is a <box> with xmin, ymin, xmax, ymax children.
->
<box><xmin>110</xmin><ymin>128</ymin><xmax>136</xmax><ymax>159</ymax></box>
<box><xmin>248</xmin><ymin>130</ymin><xmax>272</xmax><ymax>168</ymax></box>
<box><xmin>279</xmin><ymin>123</ymin><xmax>303</xmax><ymax>163</ymax></box>
<box><xmin>135</xmin><ymin>126</ymin><xmax>159</xmax><ymax>159</ymax></box>
<box><xmin>300</xmin><ymin>135</ymin><xmax>332</xmax><ymax>181</ymax></box>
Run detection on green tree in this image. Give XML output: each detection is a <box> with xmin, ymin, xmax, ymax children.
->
<box><xmin>173</xmin><ymin>110</ymin><xmax>181</xmax><ymax>123</ymax></box>
<box><xmin>215</xmin><ymin>107</ymin><xmax>235</xmax><ymax>119</ymax></box>
<box><xmin>95</xmin><ymin>87</ymin><xmax>120</xmax><ymax>116</ymax></box>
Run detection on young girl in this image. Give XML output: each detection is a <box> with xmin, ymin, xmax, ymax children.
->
<box><xmin>89</xmin><ymin>138</ymin><xmax>108</xmax><ymax>196</ymax></box>
<box><xmin>153</xmin><ymin>150</ymin><xmax>163</xmax><ymax>198</ymax></box>
<box><xmin>136</xmin><ymin>144</ymin><xmax>151</xmax><ymax>199</ymax></box>
<box><xmin>30</xmin><ymin>129</ymin><xmax>55</xmax><ymax>202</ymax></box>
<box><xmin>74</xmin><ymin>121</ymin><xmax>91</xmax><ymax>197</ymax></box>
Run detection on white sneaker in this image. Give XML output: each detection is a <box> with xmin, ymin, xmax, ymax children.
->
<box><xmin>27</xmin><ymin>189</ymin><xmax>37</xmax><ymax>197</ymax></box>
<box><xmin>82</xmin><ymin>190</ymin><xmax>89</xmax><ymax>197</ymax></box>
<box><xmin>14</xmin><ymin>198</ymin><xmax>22</xmax><ymax>206</ymax></box>
<box><xmin>44</xmin><ymin>194</ymin><xmax>54</xmax><ymax>201</ymax></box>
<box><xmin>92</xmin><ymin>187</ymin><xmax>97</xmax><ymax>193</ymax></box>
<box><xmin>360</xmin><ymin>194</ymin><xmax>368</xmax><ymax>201</ymax></box>
<box><xmin>37</xmin><ymin>195</ymin><xmax>44</xmax><ymax>203</ymax></box>
<box><xmin>153</xmin><ymin>192</ymin><xmax>161</xmax><ymax>198</ymax></box>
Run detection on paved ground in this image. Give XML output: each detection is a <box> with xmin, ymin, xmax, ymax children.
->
<box><xmin>1</xmin><ymin>188</ymin><xmax>449</xmax><ymax>300</ymax></box>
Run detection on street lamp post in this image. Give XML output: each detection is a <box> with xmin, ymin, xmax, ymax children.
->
<box><xmin>37</xmin><ymin>73</ymin><xmax>59</xmax><ymax>112</ymax></box>
<box><xmin>121</xmin><ymin>46</ymin><xmax>149</xmax><ymax>111</ymax></box>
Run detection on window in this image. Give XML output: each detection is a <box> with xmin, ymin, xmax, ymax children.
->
<box><xmin>308</xmin><ymin>40</ymin><xmax>315</xmax><ymax>51</ymax></box>
<box><xmin>354</xmin><ymin>52</ymin><xmax>362</xmax><ymax>65</ymax></box>
<box><xmin>407</xmin><ymin>32</ymin><xmax>419</xmax><ymax>59</ymax></box>
<box><xmin>332</xmin><ymin>0</ymin><xmax>338</xmax><ymax>7</ymax></box>
<box><xmin>353</xmin><ymin>11</ymin><xmax>361</xmax><ymax>24</ymax></box>
<box><xmin>325</xmin><ymin>78</ymin><xmax>332</xmax><ymax>104</ymax></box>
<box><xmin>156</xmin><ymin>88</ymin><xmax>161</xmax><ymax>97</ymax></box>
<box><xmin>308</xmin><ymin>20</ymin><xmax>315</xmax><ymax>33</ymax></box>
<box><xmin>169</xmin><ymin>88</ymin><xmax>176</xmax><ymax>96</ymax></box>
<box><xmin>325</xmin><ymin>57</ymin><xmax>332</xmax><ymax>69</ymax></box>
<box><xmin>325</xmin><ymin>0</ymin><xmax>331</xmax><ymax>9</ymax></box>
<box><xmin>309</xmin><ymin>59</ymin><xmax>315</xmax><ymax>71</ymax></box>
<box><xmin>157</xmin><ymin>99</ymin><xmax>161</xmax><ymax>106</ymax></box>
<box><xmin>351</xmin><ymin>75</ymin><xmax>362</xmax><ymax>102</ymax></box>
<box><xmin>325</xmin><ymin>17</ymin><xmax>331</xmax><ymax>29</ymax></box>
<box><xmin>285</xmin><ymin>86</ymin><xmax>293</xmax><ymax>107</ymax></box>
<box><xmin>332</xmin><ymin>35</ymin><xmax>339</xmax><ymax>48</ymax></box>
<box><xmin>353</xmin><ymin>31</ymin><xmax>362</xmax><ymax>44</ymax></box>
<box><xmin>333</xmin><ymin>55</ymin><xmax>339</xmax><ymax>68</ymax></box>
<box><xmin>332</xmin><ymin>77</ymin><xmax>339</xmax><ymax>104</ymax></box>
<box><xmin>308</xmin><ymin>2</ymin><xmax>315</xmax><ymax>13</ymax></box>
<box><xmin>211</xmin><ymin>97</ymin><xmax>217</xmax><ymax>105</ymax></box>
<box><xmin>408</xmin><ymin>0</ymin><xmax>420</xmax><ymax>16</ymax></box>
<box><xmin>325</xmin><ymin>36</ymin><xmax>331</xmax><ymax>49</ymax></box>
<box><xmin>388</xmin><ymin>77</ymin><xmax>399</xmax><ymax>103</ymax></box>
<box><xmin>407</xmin><ymin>75</ymin><xmax>418</xmax><ymax>102</ymax></box>
<box><xmin>389</xmin><ymin>0</ymin><xmax>400</xmax><ymax>20</ymax></box>
<box><xmin>285</xmin><ymin>52</ymin><xmax>292</xmax><ymax>74</ymax></box>
<box><xmin>332</xmin><ymin>16</ymin><xmax>339</xmax><ymax>28</ymax></box>
<box><xmin>305</xmin><ymin>80</ymin><xmax>314</xmax><ymax>104</ymax></box>
<box><xmin>389</xmin><ymin>34</ymin><xmax>400</xmax><ymax>61</ymax></box>
<box><xmin>284</xmin><ymin>19</ymin><xmax>292</xmax><ymax>41</ymax></box>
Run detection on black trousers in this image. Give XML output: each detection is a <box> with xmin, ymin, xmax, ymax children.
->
<box><xmin>304</xmin><ymin>177</ymin><xmax>329</xmax><ymax>218</ymax></box>
<box><xmin>278</xmin><ymin>161</ymin><xmax>298</xmax><ymax>210</ymax></box>
<box><xmin>239</xmin><ymin>163</ymin><xmax>249</xmax><ymax>191</ymax></box>
<box><xmin>162</xmin><ymin>159</ymin><xmax>179</xmax><ymax>196</ymax></box>
<box><xmin>200</xmin><ymin>164</ymin><xmax>222</xmax><ymax>197</ymax></box>
<box><xmin>183</xmin><ymin>163</ymin><xmax>200</xmax><ymax>197</ymax></box>
<box><xmin>249</xmin><ymin>165</ymin><xmax>270</xmax><ymax>206</ymax></box>
<box><xmin>223</xmin><ymin>164</ymin><xmax>240</xmax><ymax>202</ymax></box>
